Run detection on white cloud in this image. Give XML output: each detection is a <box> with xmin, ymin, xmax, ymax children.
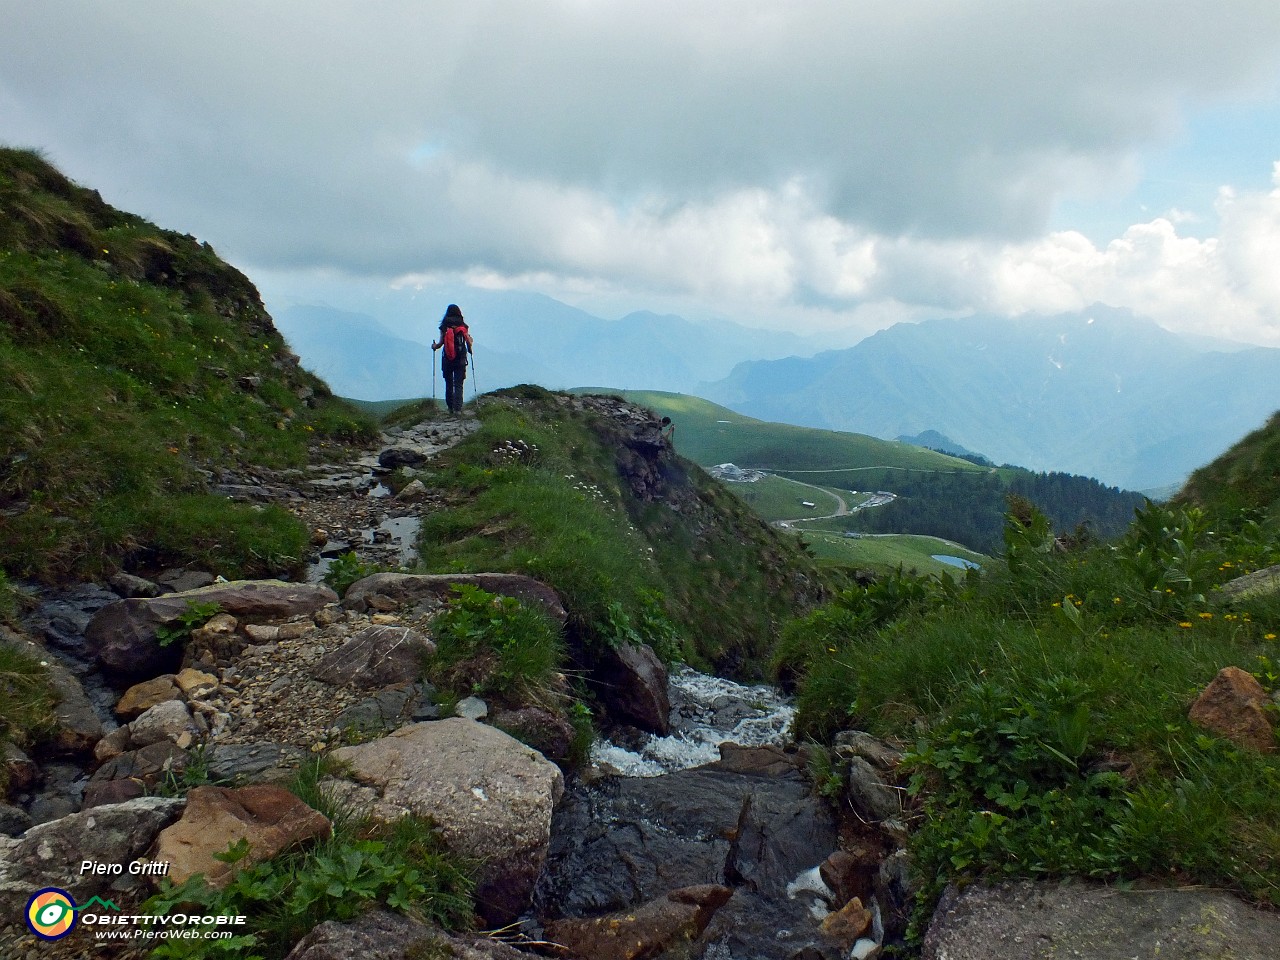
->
<box><xmin>3</xmin><ymin>2</ymin><xmax>1280</xmax><ymax>344</ymax></box>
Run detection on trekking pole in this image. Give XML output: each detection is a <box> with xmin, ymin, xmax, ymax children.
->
<box><xmin>470</xmin><ymin>346</ymin><xmax>478</xmax><ymax>403</ymax></box>
<box><xmin>431</xmin><ymin>356</ymin><xmax>436</xmax><ymax>407</ymax></box>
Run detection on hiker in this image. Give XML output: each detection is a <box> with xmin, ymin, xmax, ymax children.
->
<box><xmin>432</xmin><ymin>303</ymin><xmax>473</xmax><ymax>414</ymax></box>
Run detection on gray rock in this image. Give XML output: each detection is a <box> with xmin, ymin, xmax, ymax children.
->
<box><xmin>921</xmin><ymin>880</ymin><xmax>1280</xmax><ymax>960</ymax></box>
<box><xmin>593</xmin><ymin>641</ymin><xmax>671</xmax><ymax>735</ymax></box>
<box><xmin>127</xmin><ymin>699</ymin><xmax>198</xmax><ymax>748</ymax></box>
<box><xmin>204</xmin><ymin>742</ymin><xmax>308</xmax><ymax>784</ymax></box>
<box><xmin>331</xmin><ymin>718</ymin><xmax>564</xmax><ymax>926</ymax></box>
<box><xmin>108</xmin><ymin>572</ymin><xmax>163</xmax><ymax>598</ymax></box>
<box><xmin>309</xmin><ymin>624</ymin><xmax>435</xmax><ymax>689</ymax></box>
<box><xmin>334</xmin><ymin>683</ymin><xmax>440</xmax><ymax>736</ymax></box>
<box><xmin>0</xmin><ymin>804</ymin><xmax>32</xmax><ymax>837</ymax></box>
<box><xmin>455</xmin><ymin>696</ymin><xmax>488</xmax><ymax>720</ymax></box>
<box><xmin>343</xmin><ymin>572</ymin><xmax>567</xmax><ymax>624</ymax></box>
<box><xmin>0</xmin><ymin>797</ymin><xmax>185</xmax><ymax>915</ymax></box>
<box><xmin>845</xmin><ymin>756</ymin><xmax>902</xmax><ymax>823</ymax></box>
<box><xmin>1216</xmin><ymin>563</ymin><xmax>1280</xmax><ymax>601</ymax></box>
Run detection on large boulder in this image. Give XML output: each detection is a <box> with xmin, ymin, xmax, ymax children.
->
<box><xmin>152</xmin><ymin>784</ymin><xmax>331</xmax><ymax>887</ymax></box>
<box><xmin>329</xmin><ymin>718</ymin><xmax>564</xmax><ymax>926</ymax></box>
<box><xmin>1188</xmin><ymin>666</ymin><xmax>1276</xmax><ymax>753</ymax></box>
<box><xmin>593</xmin><ymin>641</ymin><xmax>671</xmax><ymax>735</ymax></box>
<box><xmin>342</xmin><ymin>573</ymin><xmax>567</xmax><ymax>624</ymax></box>
<box><xmin>921</xmin><ymin>880</ymin><xmax>1280</xmax><ymax>960</ymax></box>
<box><xmin>0</xmin><ymin>797</ymin><xmax>185</xmax><ymax>916</ymax></box>
<box><xmin>86</xmin><ymin>580</ymin><xmax>337</xmax><ymax>678</ymax></box>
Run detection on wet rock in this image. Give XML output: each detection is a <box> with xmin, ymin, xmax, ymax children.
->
<box><xmin>154</xmin><ymin>784</ymin><xmax>331</xmax><ymax>887</ymax></box>
<box><xmin>1189</xmin><ymin>666</ymin><xmax>1276</xmax><ymax>752</ymax></box>
<box><xmin>378</xmin><ymin>447</ymin><xmax>429</xmax><ymax>470</ymax></box>
<box><xmin>309</xmin><ymin>624</ymin><xmax>435</xmax><ymax>689</ymax></box>
<box><xmin>545</xmin><ymin>884</ymin><xmax>734</xmax><ymax>960</ymax></box>
<box><xmin>331</xmin><ymin>718</ymin><xmax>564</xmax><ymax>926</ymax></box>
<box><xmin>715</xmin><ymin>743</ymin><xmax>800</xmax><ymax>777</ymax></box>
<box><xmin>86</xmin><ymin>579</ymin><xmax>338</xmax><ymax>678</ymax></box>
<box><xmin>538</xmin><ymin>760</ymin><xmax>840</xmax><ymax>959</ymax></box>
<box><xmin>593</xmin><ymin>641</ymin><xmax>671</xmax><ymax>735</ymax></box>
<box><xmin>23</xmin><ymin>583</ymin><xmax>119</xmax><ymax>655</ymax></box>
<box><xmin>344</xmin><ymin>572</ymin><xmax>567</xmax><ymax>624</ymax></box>
<box><xmin>920</xmin><ymin>880</ymin><xmax>1280</xmax><ymax>960</ymax></box>
<box><xmin>0</xmin><ymin>796</ymin><xmax>185</xmax><ymax>916</ymax></box>
<box><xmin>45</xmin><ymin>660</ymin><xmax>105</xmax><ymax>756</ymax></box>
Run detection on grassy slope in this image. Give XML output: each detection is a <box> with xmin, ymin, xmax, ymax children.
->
<box><xmin>0</xmin><ymin>148</ymin><xmax>375</xmax><ymax>581</ymax></box>
<box><xmin>406</xmin><ymin>388</ymin><xmax>834</xmax><ymax>676</ymax></box>
<box><xmin>1176</xmin><ymin>410</ymin><xmax>1280</xmax><ymax>522</ymax></box>
<box><xmin>589</xmin><ymin>389</ymin><xmax>986</xmax><ymax>474</ymax></box>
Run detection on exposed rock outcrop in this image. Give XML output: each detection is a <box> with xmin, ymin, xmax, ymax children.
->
<box><xmin>342</xmin><ymin>572</ymin><xmax>567</xmax><ymax>623</ymax></box>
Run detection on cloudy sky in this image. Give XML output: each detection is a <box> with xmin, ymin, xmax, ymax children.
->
<box><xmin>5</xmin><ymin>1</ymin><xmax>1280</xmax><ymax>346</ymax></box>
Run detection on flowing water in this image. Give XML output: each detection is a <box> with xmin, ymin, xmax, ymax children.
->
<box><xmin>590</xmin><ymin>666</ymin><xmax>796</xmax><ymax>776</ymax></box>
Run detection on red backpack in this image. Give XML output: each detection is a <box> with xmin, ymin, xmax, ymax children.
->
<box><xmin>442</xmin><ymin>323</ymin><xmax>470</xmax><ymax>363</ymax></box>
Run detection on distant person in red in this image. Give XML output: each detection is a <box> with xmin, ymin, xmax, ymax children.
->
<box><xmin>432</xmin><ymin>304</ymin><xmax>473</xmax><ymax>414</ymax></box>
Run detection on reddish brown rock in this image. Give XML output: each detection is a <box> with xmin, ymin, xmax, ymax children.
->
<box><xmin>594</xmin><ymin>641</ymin><xmax>671</xmax><ymax>735</ymax></box>
<box><xmin>545</xmin><ymin>885</ymin><xmax>733</xmax><ymax>960</ymax></box>
<box><xmin>152</xmin><ymin>784</ymin><xmax>331</xmax><ymax>886</ymax></box>
<box><xmin>310</xmin><ymin>624</ymin><xmax>435</xmax><ymax>689</ymax></box>
<box><xmin>1188</xmin><ymin>666</ymin><xmax>1276</xmax><ymax>753</ymax></box>
<box><xmin>821</xmin><ymin>895</ymin><xmax>872</xmax><ymax>949</ymax></box>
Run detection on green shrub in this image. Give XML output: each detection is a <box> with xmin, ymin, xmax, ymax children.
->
<box><xmin>428</xmin><ymin>584</ymin><xmax>567</xmax><ymax>709</ymax></box>
<box><xmin>0</xmin><ymin>642</ymin><xmax>57</xmax><ymax>793</ymax></box>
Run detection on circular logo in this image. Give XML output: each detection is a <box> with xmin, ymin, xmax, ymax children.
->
<box><xmin>25</xmin><ymin>887</ymin><xmax>78</xmax><ymax>940</ymax></box>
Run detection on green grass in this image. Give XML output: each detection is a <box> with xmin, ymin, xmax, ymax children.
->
<box><xmin>724</xmin><ymin>474</ymin><xmax>843</xmax><ymax>522</ymax></box>
<box><xmin>414</xmin><ymin>387</ymin><xmax>832</xmax><ymax>675</ymax></box>
<box><xmin>591</xmin><ymin>389</ymin><xmax>985</xmax><ymax>474</ymax></box>
<box><xmin>801</xmin><ymin>531</ymin><xmax>985</xmax><ymax>578</ymax></box>
<box><xmin>783</xmin><ymin>501</ymin><xmax>1280</xmax><ymax>939</ymax></box>
<box><xmin>144</xmin><ymin>760</ymin><xmax>474</xmax><ymax>959</ymax></box>
<box><xmin>0</xmin><ymin>640</ymin><xmax>57</xmax><ymax>793</ymax></box>
<box><xmin>0</xmin><ymin>147</ymin><xmax>378</xmax><ymax>581</ymax></box>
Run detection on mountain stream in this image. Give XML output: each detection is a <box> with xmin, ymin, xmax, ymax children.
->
<box><xmin>534</xmin><ymin>668</ymin><xmax>883</xmax><ymax>960</ymax></box>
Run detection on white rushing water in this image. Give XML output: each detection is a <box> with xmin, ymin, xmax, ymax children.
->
<box><xmin>590</xmin><ymin>665</ymin><xmax>795</xmax><ymax>777</ymax></box>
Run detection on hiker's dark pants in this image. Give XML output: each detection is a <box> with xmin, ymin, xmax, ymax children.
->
<box><xmin>443</xmin><ymin>358</ymin><xmax>467</xmax><ymax>413</ymax></box>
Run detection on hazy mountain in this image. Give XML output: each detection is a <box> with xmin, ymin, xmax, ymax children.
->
<box><xmin>703</xmin><ymin>305</ymin><xmax>1280</xmax><ymax>490</ymax></box>
<box><xmin>272</xmin><ymin>293</ymin><xmax>831</xmax><ymax>400</ymax></box>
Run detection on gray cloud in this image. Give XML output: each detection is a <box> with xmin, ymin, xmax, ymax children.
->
<box><xmin>3</xmin><ymin>1</ymin><xmax>1280</xmax><ymax>341</ymax></box>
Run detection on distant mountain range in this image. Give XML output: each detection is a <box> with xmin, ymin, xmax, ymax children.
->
<box><xmin>701</xmin><ymin>305</ymin><xmax>1280</xmax><ymax>490</ymax></box>
<box><xmin>272</xmin><ymin>293</ymin><xmax>833</xmax><ymax>401</ymax></box>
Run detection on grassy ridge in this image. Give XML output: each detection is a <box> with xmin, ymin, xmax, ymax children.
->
<box><xmin>589</xmin><ymin>389</ymin><xmax>984</xmax><ymax>473</ymax></box>
<box><xmin>410</xmin><ymin>387</ymin><xmax>832</xmax><ymax>675</ymax></box>
<box><xmin>0</xmin><ymin>148</ymin><xmax>376</xmax><ymax>580</ymax></box>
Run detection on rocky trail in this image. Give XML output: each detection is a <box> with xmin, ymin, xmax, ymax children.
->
<box><xmin>4</xmin><ymin>406</ymin><xmax>1278</xmax><ymax>960</ymax></box>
